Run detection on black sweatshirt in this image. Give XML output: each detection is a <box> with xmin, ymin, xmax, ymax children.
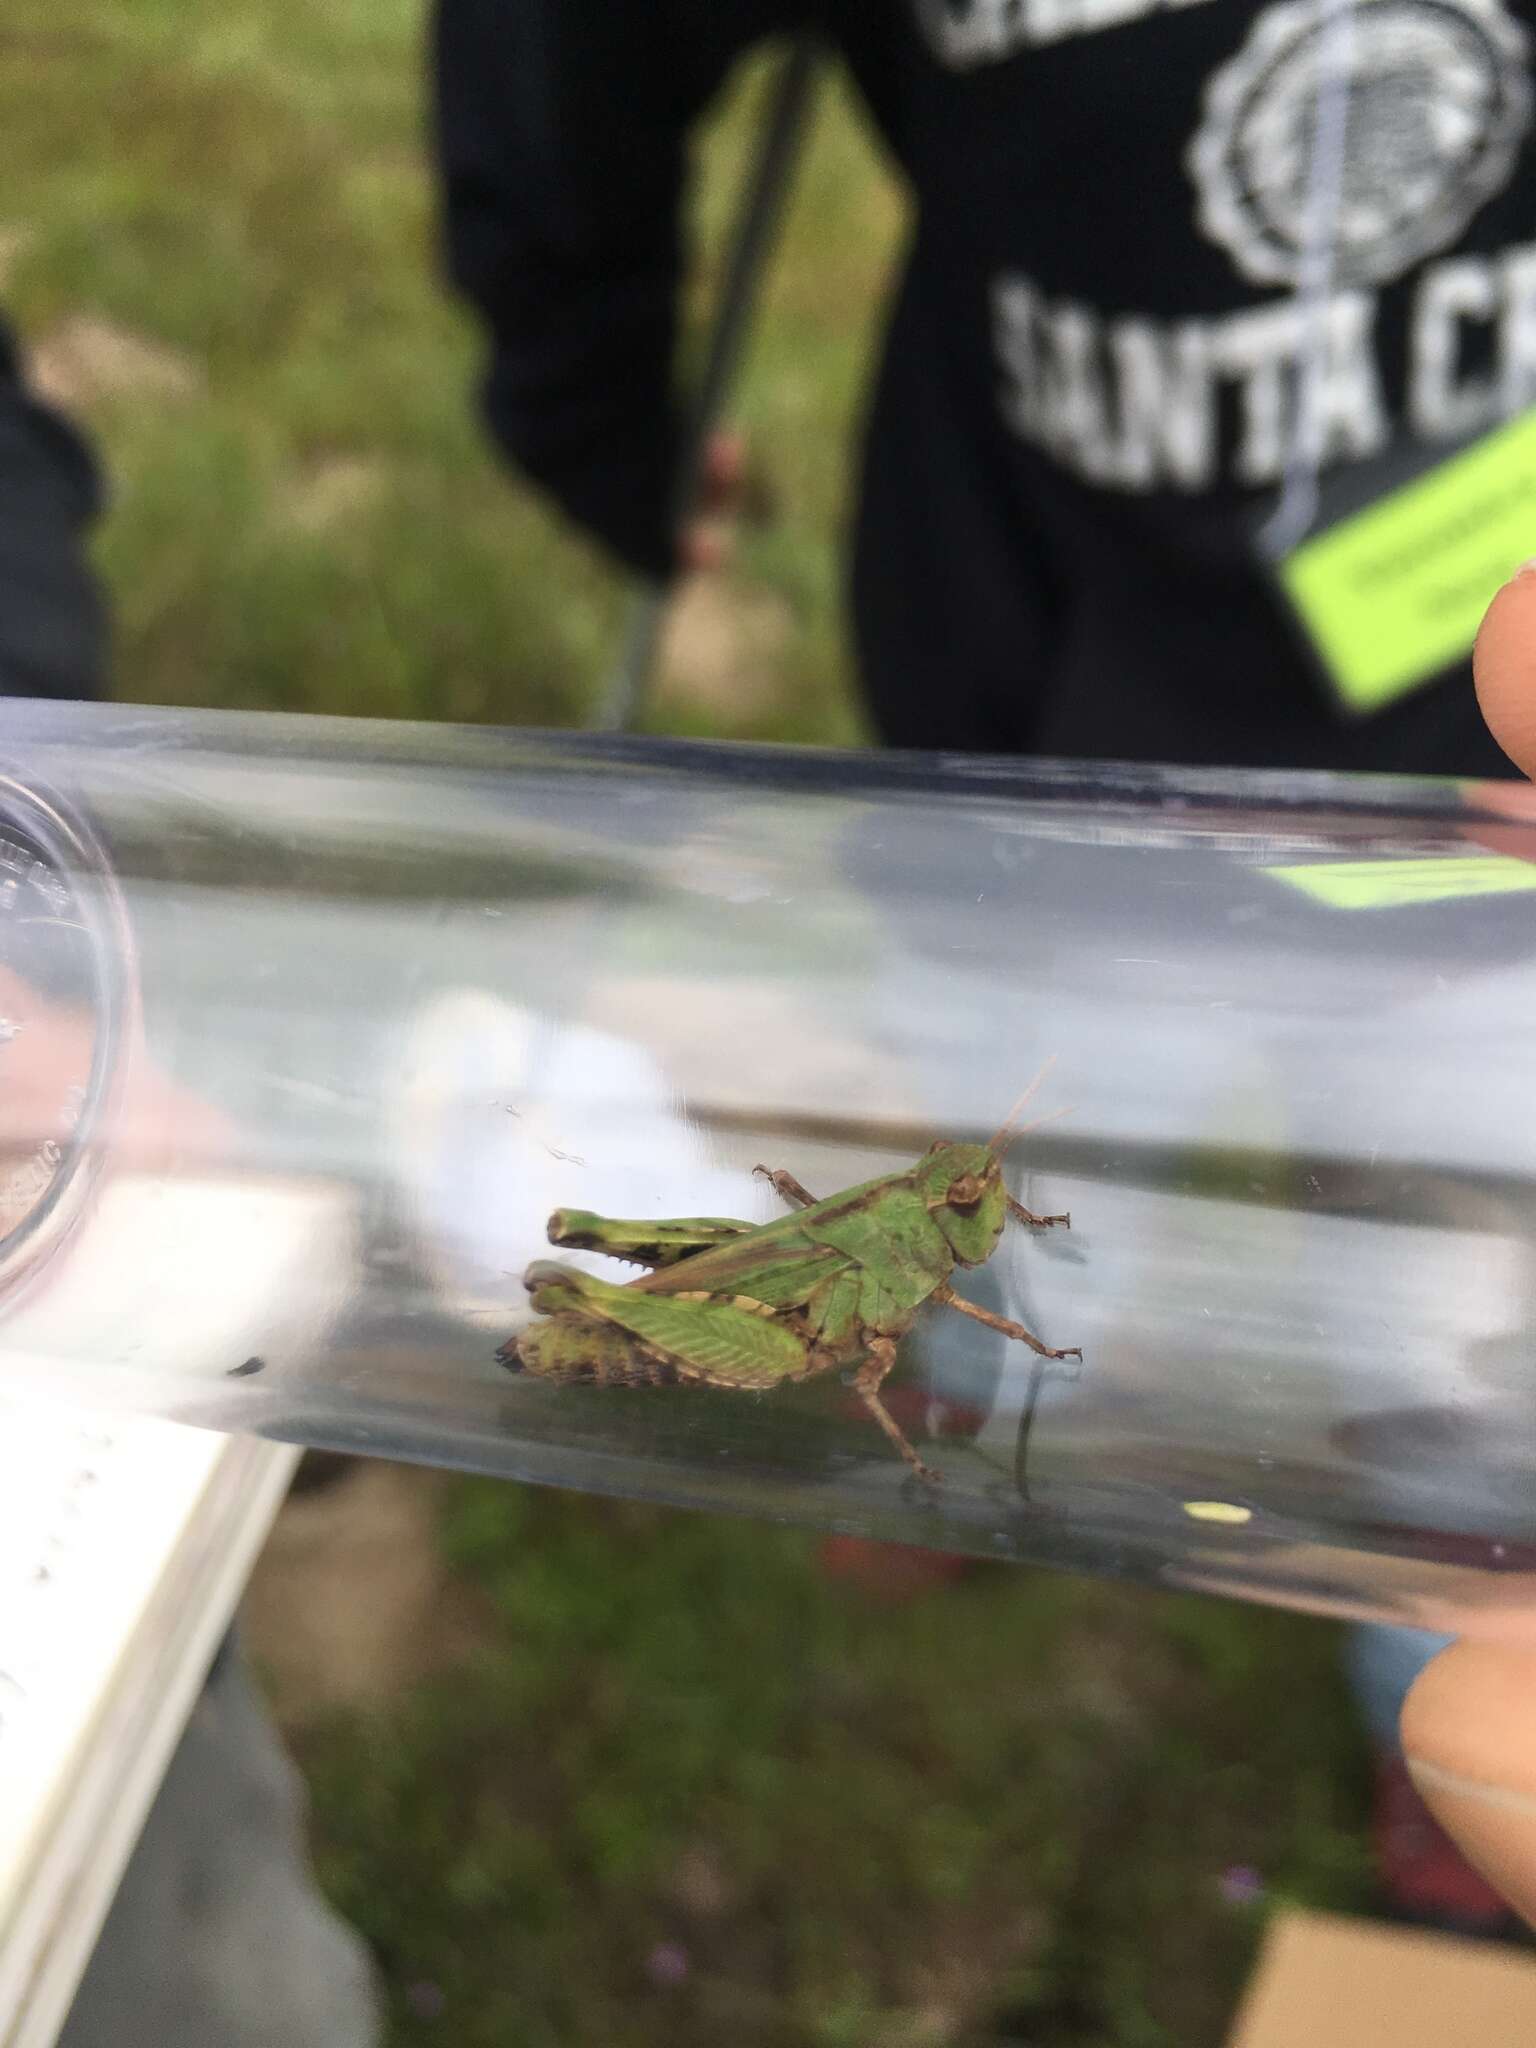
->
<box><xmin>0</xmin><ymin>321</ymin><xmax>106</xmax><ymax>699</ymax></box>
<box><xmin>432</xmin><ymin>0</ymin><xmax>1536</xmax><ymax>775</ymax></box>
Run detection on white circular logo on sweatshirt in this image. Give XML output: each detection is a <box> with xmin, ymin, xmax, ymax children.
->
<box><xmin>1189</xmin><ymin>0</ymin><xmax>1531</xmax><ymax>289</ymax></box>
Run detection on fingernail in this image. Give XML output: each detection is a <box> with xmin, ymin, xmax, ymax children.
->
<box><xmin>1515</xmin><ymin>559</ymin><xmax>1536</xmax><ymax>577</ymax></box>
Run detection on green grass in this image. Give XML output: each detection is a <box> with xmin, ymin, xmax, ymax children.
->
<box><xmin>295</xmin><ymin>1485</ymin><xmax>1372</xmax><ymax>2048</ymax></box>
<box><xmin>3</xmin><ymin>2</ymin><xmax>896</xmax><ymax>736</ymax></box>
<box><xmin>6</xmin><ymin>8</ymin><xmax>1379</xmax><ymax>2041</ymax></box>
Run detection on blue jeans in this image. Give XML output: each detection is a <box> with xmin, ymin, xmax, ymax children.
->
<box><xmin>58</xmin><ymin>1639</ymin><xmax>382</xmax><ymax>2048</ymax></box>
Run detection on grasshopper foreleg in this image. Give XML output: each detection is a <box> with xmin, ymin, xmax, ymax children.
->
<box><xmin>854</xmin><ymin>1337</ymin><xmax>940</xmax><ymax>1487</ymax></box>
<box><xmin>932</xmin><ymin>1283</ymin><xmax>1082</xmax><ymax>1364</ymax></box>
<box><xmin>1006</xmin><ymin>1194</ymin><xmax>1070</xmax><ymax>1229</ymax></box>
<box><xmin>753</xmin><ymin>1164</ymin><xmax>820</xmax><ymax>1211</ymax></box>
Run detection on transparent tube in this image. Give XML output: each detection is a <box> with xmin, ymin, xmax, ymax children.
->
<box><xmin>4</xmin><ymin>698</ymin><xmax>1536</xmax><ymax>1637</ymax></box>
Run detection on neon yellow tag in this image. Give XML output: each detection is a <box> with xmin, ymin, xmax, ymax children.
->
<box><xmin>1277</xmin><ymin>408</ymin><xmax>1536</xmax><ymax>713</ymax></box>
<box><xmin>1266</xmin><ymin>854</ymin><xmax>1536</xmax><ymax>909</ymax></box>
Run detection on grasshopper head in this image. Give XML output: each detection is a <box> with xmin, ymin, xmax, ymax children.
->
<box><xmin>919</xmin><ymin>1142</ymin><xmax>1008</xmax><ymax>1267</ymax></box>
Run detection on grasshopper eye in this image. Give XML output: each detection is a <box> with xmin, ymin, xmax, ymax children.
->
<box><xmin>946</xmin><ymin>1174</ymin><xmax>986</xmax><ymax>1215</ymax></box>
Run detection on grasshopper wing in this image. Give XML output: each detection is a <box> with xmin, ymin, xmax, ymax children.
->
<box><xmin>630</xmin><ymin>1223</ymin><xmax>850</xmax><ymax>1312</ymax></box>
<box><xmin>631</xmin><ymin>1171</ymin><xmax>922</xmax><ymax>1313</ymax></box>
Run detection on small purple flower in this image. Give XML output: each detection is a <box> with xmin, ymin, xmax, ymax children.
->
<box><xmin>1218</xmin><ymin>1864</ymin><xmax>1265</xmax><ymax>1907</ymax></box>
<box><xmin>405</xmin><ymin>1980</ymin><xmax>446</xmax><ymax>2020</ymax></box>
<box><xmin>646</xmin><ymin>1941</ymin><xmax>690</xmax><ymax>1988</ymax></box>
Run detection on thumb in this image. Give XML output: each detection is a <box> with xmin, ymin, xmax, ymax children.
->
<box><xmin>1473</xmin><ymin>569</ymin><xmax>1536</xmax><ymax>779</ymax></box>
<box><xmin>1401</xmin><ymin>1639</ymin><xmax>1536</xmax><ymax>1928</ymax></box>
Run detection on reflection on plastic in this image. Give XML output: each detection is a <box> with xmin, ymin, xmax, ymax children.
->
<box><xmin>1</xmin><ymin>700</ymin><xmax>1535</xmax><ymax>1638</ymax></box>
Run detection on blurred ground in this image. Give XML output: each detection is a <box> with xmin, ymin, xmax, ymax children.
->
<box><xmin>8</xmin><ymin>4</ymin><xmax>1377</xmax><ymax>2041</ymax></box>
<box><xmin>242</xmin><ymin>1461</ymin><xmax>489</xmax><ymax>1719</ymax></box>
<box><xmin>245</xmin><ymin>1457</ymin><xmax>1372</xmax><ymax>2048</ymax></box>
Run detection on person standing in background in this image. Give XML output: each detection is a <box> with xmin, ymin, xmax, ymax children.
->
<box><xmin>432</xmin><ymin>0</ymin><xmax>1529</xmax><ymax>776</ymax></box>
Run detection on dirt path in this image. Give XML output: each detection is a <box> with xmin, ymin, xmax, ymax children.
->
<box><xmin>241</xmin><ymin>1458</ymin><xmax>488</xmax><ymax>1730</ymax></box>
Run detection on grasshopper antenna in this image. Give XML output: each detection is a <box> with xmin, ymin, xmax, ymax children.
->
<box><xmin>987</xmin><ymin>1058</ymin><xmax>1056</xmax><ymax>1155</ymax></box>
<box><xmin>991</xmin><ymin>1062</ymin><xmax>1073</xmax><ymax>1229</ymax></box>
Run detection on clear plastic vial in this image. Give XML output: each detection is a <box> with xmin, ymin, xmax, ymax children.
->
<box><xmin>3</xmin><ymin>698</ymin><xmax>1535</xmax><ymax>1638</ymax></box>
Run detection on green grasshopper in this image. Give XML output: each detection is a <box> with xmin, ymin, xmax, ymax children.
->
<box><xmin>498</xmin><ymin>1078</ymin><xmax>1081</xmax><ymax>1484</ymax></box>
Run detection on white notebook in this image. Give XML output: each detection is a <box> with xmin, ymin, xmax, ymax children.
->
<box><xmin>0</xmin><ymin>1400</ymin><xmax>296</xmax><ymax>2048</ymax></box>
